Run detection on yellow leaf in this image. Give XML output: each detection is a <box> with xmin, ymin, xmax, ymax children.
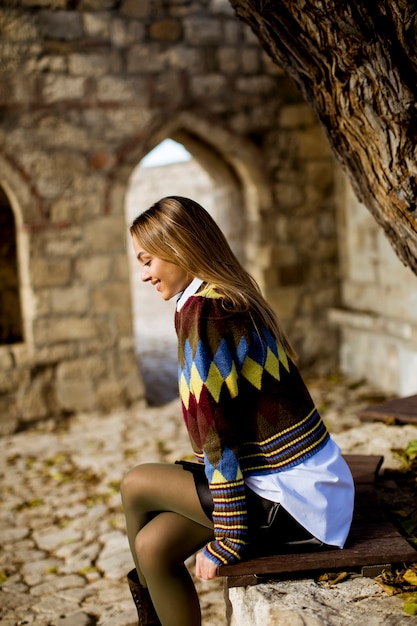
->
<box><xmin>403</xmin><ymin>569</ymin><xmax>417</xmax><ymax>586</ymax></box>
<box><xmin>375</xmin><ymin>579</ymin><xmax>400</xmax><ymax>596</ymax></box>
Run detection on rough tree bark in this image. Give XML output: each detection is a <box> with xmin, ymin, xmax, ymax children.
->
<box><xmin>230</xmin><ymin>0</ymin><xmax>417</xmax><ymax>274</ymax></box>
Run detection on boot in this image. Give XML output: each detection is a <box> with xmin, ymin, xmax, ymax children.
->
<box><xmin>127</xmin><ymin>569</ymin><xmax>161</xmax><ymax>625</ymax></box>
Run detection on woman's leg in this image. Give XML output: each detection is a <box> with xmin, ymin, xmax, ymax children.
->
<box><xmin>120</xmin><ymin>463</ymin><xmax>214</xmax><ymax>626</ymax></box>
<box><xmin>136</xmin><ymin>511</ymin><xmax>213</xmax><ymax>626</ymax></box>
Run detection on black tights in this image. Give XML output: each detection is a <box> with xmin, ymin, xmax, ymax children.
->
<box><xmin>121</xmin><ymin>463</ymin><xmax>214</xmax><ymax>626</ymax></box>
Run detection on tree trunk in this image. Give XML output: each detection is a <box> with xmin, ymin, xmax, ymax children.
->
<box><xmin>230</xmin><ymin>0</ymin><xmax>417</xmax><ymax>273</ymax></box>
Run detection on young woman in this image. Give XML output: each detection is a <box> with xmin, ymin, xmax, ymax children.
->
<box><xmin>121</xmin><ymin>196</ymin><xmax>354</xmax><ymax>626</ymax></box>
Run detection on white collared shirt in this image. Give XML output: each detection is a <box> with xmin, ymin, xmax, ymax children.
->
<box><xmin>176</xmin><ymin>278</ymin><xmax>204</xmax><ymax>311</ymax></box>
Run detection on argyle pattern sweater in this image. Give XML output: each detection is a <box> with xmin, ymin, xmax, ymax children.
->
<box><xmin>175</xmin><ymin>284</ymin><xmax>329</xmax><ymax>566</ymax></box>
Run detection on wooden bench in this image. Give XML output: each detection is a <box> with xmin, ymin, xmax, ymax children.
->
<box><xmin>217</xmin><ymin>454</ymin><xmax>417</xmax><ymax>588</ymax></box>
<box><xmin>358</xmin><ymin>394</ymin><xmax>417</xmax><ymax>425</ymax></box>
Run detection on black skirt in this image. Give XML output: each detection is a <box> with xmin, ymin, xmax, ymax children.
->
<box><xmin>175</xmin><ymin>460</ymin><xmax>331</xmax><ymax>557</ymax></box>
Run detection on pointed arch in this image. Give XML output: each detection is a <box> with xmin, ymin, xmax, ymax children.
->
<box><xmin>0</xmin><ymin>156</ymin><xmax>36</xmax><ymax>348</ymax></box>
<box><xmin>0</xmin><ymin>186</ymin><xmax>23</xmax><ymax>344</ymax></box>
<box><xmin>106</xmin><ymin>110</ymin><xmax>273</xmax><ymax>286</ymax></box>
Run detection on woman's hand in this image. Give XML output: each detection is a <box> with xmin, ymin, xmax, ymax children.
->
<box><xmin>195</xmin><ymin>551</ymin><xmax>218</xmax><ymax>580</ymax></box>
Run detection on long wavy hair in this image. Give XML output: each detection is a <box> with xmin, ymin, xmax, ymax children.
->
<box><xmin>130</xmin><ymin>196</ymin><xmax>297</xmax><ymax>360</ymax></box>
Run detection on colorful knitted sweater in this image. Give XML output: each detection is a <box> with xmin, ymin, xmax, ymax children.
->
<box><xmin>175</xmin><ymin>284</ymin><xmax>329</xmax><ymax>566</ymax></box>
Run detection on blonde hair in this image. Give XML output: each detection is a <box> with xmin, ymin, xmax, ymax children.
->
<box><xmin>130</xmin><ymin>196</ymin><xmax>297</xmax><ymax>360</ymax></box>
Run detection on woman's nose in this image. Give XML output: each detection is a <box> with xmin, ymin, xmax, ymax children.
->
<box><xmin>141</xmin><ymin>266</ymin><xmax>150</xmax><ymax>282</ymax></box>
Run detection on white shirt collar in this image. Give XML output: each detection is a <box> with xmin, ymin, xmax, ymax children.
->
<box><xmin>176</xmin><ymin>278</ymin><xmax>204</xmax><ymax>311</ymax></box>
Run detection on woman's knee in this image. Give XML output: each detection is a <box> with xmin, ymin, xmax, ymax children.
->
<box><xmin>120</xmin><ymin>463</ymin><xmax>154</xmax><ymax>508</ymax></box>
<box><xmin>134</xmin><ymin>522</ymin><xmax>164</xmax><ymax>575</ymax></box>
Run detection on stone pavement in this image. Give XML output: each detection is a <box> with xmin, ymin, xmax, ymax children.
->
<box><xmin>1</xmin><ymin>376</ymin><xmax>417</xmax><ymax>626</ymax></box>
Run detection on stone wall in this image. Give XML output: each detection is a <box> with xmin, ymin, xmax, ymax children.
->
<box><xmin>0</xmin><ymin>0</ymin><xmax>347</xmax><ymax>432</ymax></box>
<box><xmin>331</xmin><ymin>175</ymin><xmax>417</xmax><ymax>396</ymax></box>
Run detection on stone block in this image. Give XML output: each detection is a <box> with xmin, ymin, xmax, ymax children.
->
<box><xmin>83</xmin><ymin>217</ymin><xmax>126</xmax><ymax>253</ymax></box>
<box><xmin>224</xmin><ymin>20</ymin><xmax>241</xmax><ymax>44</ymax></box>
<box><xmin>34</xmin><ymin>317</ymin><xmax>99</xmax><ymax>345</ymax></box>
<box><xmin>14</xmin><ymin>73</ymin><xmax>38</xmax><ymax>104</ymax></box>
<box><xmin>92</xmin><ymin>283</ymin><xmax>131</xmax><ymax>312</ymax></box>
<box><xmin>110</xmin><ymin>17</ymin><xmax>145</xmax><ymax>47</ymax></box>
<box><xmin>120</xmin><ymin>0</ymin><xmax>153</xmax><ymax>18</ymax></box>
<box><xmin>0</xmin><ymin>368</ymin><xmax>29</xmax><ymax>394</ymax></box>
<box><xmin>227</xmin><ymin>578</ymin><xmax>398</xmax><ymax>626</ymax></box>
<box><xmin>21</xmin><ymin>377</ymin><xmax>54</xmax><ymax>423</ymax></box>
<box><xmin>0</xmin><ymin>397</ymin><xmax>19</xmax><ymax>436</ymax></box>
<box><xmin>82</xmin><ymin>12</ymin><xmax>111</xmax><ymax>38</ymax></box>
<box><xmin>34</xmin><ymin>116</ymin><xmax>91</xmax><ymax>151</ymax></box>
<box><xmin>149</xmin><ymin>20</ymin><xmax>181</xmax><ymax>42</ymax></box>
<box><xmin>35</xmin><ymin>343</ymin><xmax>78</xmax><ymax>365</ymax></box>
<box><xmin>191</xmin><ymin>75</ymin><xmax>228</xmax><ymax>99</ymax></box>
<box><xmin>183</xmin><ymin>18</ymin><xmax>222</xmax><ymax>45</ymax></box>
<box><xmin>114</xmin><ymin>311</ymin><xmax>135</xmax><ymax>335</ymax></box>
<box><xmin>241</xmin><ymin>49</ymin><xmax>260</xmax><ymax>74</ymax></box>
<box><xmin>56</xmin><ymin>373</ymin><xmax>96</xmax><ymax>412</ymax></box>
<box><xmin>151</xmin><ymin>71</ymin><xmax>186</xmax><ymax>106</ymax></box>
<box><xmin>236</xmin><ymin>76</ymin><xmax>277</xmax><ymax>95</ymax></box>
<box><xmin>31</xmin><ymin>259</ymin><xmax>71</xmax><ymax>287</ymax></box>
<box><xmin>44</xmin><ymin>229</ymin><xmax>84</xmax><ymax>257</ymax></box>
<box><xmin>50</xmin><ymin>286</ymin><xmax>90</xmax><ymax>314</ymax></box>
<box><xmin>42</xmin><ymin>75</ymin><xmax>85</xmax><ymax>103</ymax></box>
<box><xmin>57</xmin><ymin>356</ymin><xmax>109</xmax><ymax>383</ymax></box>
<box><xmin>68</xmin><ymin>52</ymin><xmax>110</xmax><ymax>76</ymax></box>
<box><xmin>39</xmin><ymin>11</ymin><xmax>83</xmax><ymax>41</ymax></box>
<box><xmin>126</xmin><ymin>44</ymin><xmax>165</xmax><ymax>73</ymax></box>
<box><xmin>96</xmin><ymin>380</ymin><xmax>126</xmax><ymax>411</ymax></box>
<box><xmin>75</xmin><ymin>256</ymin><xmax>113</xmax><ymax>283</ymax></box>
<box><xmin>96</xmin><ymin>76</ymin><xmax>147</xmax><ymax>102</ymax></box>
<box><xmin>218</xmin><ymin>47</ymin><xmax>239</xmax><ymax>74</ymax></box>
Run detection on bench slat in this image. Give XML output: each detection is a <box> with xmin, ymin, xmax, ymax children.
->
<box><xmin>217</xmin><ymin>454</ymin><xmax>416</xmax><ymax>586</ymax></box>
<box><xmin>358</xmin><ymin>394</ymin><xmax>417</xmax><ymax>425</ymax></box>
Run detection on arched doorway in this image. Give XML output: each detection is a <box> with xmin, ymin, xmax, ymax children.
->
<box><xmin>0</xmin><ymin>186</ymin><xmax>23</xmax><ymax>345</ymax></box>
<box><xmin>125</xmin><ymin>137</ymin><xmax>245</xmax><ymax>405</ymax></box>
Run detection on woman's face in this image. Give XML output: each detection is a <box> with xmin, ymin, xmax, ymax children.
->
<box><xmin>132</xmin><ymin>235</ymin><xmax>193</xmax><ymax>301</ymax></box>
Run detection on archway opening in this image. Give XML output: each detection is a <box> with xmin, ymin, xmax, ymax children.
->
<box><xmin>0</xmin><ymin>186</ymin><xmax>23</xmax><ymax>345</ymax></box>
<box><xmin>125</xmin><ymin>136</ymin><xmax>245</xmax><ymax>405</ymax></box>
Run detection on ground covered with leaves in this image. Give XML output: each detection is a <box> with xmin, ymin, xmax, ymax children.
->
<box><xmin>376</xmin><ymin>439</ymin><xmax>417</xmax><ymax>615</ymax></box>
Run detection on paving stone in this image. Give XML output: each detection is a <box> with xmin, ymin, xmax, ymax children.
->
<box><xmin>30</xmin><ymin>574</ymin><xmax>85</xmax><ymax>596</ymax></box>
<box><xmin>0</xmin><ymin>526</ymin><xmax>30</xmax><ymax>543</ymax></box>
<box><xmin>55</xmin><ymin>612</ymin><xmax>93</xmax><ymax>626</ymax></box>
<box><xmin>33</xmin><ymin>526</ymin><xmax>83</xmax><ymax>552</ymax></box>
